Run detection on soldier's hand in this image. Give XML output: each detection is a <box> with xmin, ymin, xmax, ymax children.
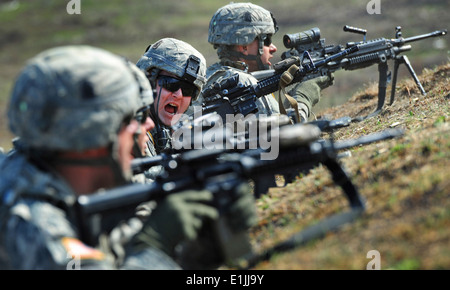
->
<box><xmin>130</xmin><ymin>190</ymin><xmax>218</xmax><ymax>256</ymax></box>
<box><xmin>202</xmin><ymin>73</ymin><xmax>240</xmax><ymax>99</ymax></box>
<box><xmin>314</xmin><ymin>73</ymin><xmax>335</xmax><ymax>90</ymax></box>
<box><xmin>225</xmin><ymin>182</ymin><xmax>258</xmax><ymax>232</ymax></box>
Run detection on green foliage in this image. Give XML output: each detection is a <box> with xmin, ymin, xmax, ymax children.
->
<box><xmin>389</xmin><ymin>258</ymin><xmax>421</xmax><ymax>270</ymax></box>
<box><xmin>433</xmin><ymin>115</ymin><xmax>446</xmax><ymax>127</ymax></box>
<box><xmin>389</xmin><ymin>143</ymin><xmax>410</xmax><ymax>154</ymax></box>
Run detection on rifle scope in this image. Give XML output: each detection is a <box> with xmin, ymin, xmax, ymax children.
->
<box><xmin>283</xmin><ymin>27</ymin><xmax>321</xmax><ymax>49</ymax></box>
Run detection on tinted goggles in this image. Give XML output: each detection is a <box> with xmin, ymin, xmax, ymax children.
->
<box><xmin>157</xmin><ymin>75</ymin><xmax>198</xmax><ymax>98</ymax></box>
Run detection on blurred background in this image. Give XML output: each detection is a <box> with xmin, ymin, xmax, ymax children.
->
<box><xmin>0</xmin><ymin>0</ymin><xmax>448</xmax><ymax>150</ymax></box>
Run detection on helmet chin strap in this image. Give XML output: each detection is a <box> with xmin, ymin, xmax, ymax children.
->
<box><xmin>149</xmin><ymin>87</ymin><xmax>172</xmax><ymax>153</ymax></box>
<box><xmin>256</xmin><ymin>37</ymin><xmax>271</xmax><ymax>71</ymax></box>
<box><xmin>256</xmin><ymin>56</ymin><xmax>270</xmax><ymax>71</ymax></box>
<box><xmin>224</xmin><ymin>41</ymin><xmax>269</xmax><ymax>71</ymax></box>
<box><xmin>237</xmin><ymin>53</ymin><xmax>269</xmax><ymax>71</ymax></box>
<box><xmin>132</xmin><ymin>131</ymin><xmax>144</xmax><ymax>158</ymax></box>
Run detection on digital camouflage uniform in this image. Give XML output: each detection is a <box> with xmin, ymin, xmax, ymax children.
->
<box><xmin>134</xmin><ymin>40</ymin><xmax>258</xmax><ymax>270</ymax></box>
<box><xmin>189</xmin><ymin>2</ymin><xmax>280</xmax><ymax>117</ymax></box>
<box><xmin>0</xmin><ymin>46</ymin><xmax>180</xmax><ymax>269</ymax></box>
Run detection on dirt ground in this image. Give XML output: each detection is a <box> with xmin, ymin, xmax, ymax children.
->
<box><xmin>248</xmin><ymin>63</ymin><xmax>450</xmax><ymax>270</ymax></box>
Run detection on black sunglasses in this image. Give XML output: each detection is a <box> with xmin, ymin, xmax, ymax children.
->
<box><xmin>135</xmin><ymin>105</ymin><xmax>151</xmax><ymax>124</ymax></box>
<box><xmin>261</xmin><ymin>34</ymin><xmax>273</xmax><ymax>47</ymax></box>
<box><xmin>157</xmin><ymin>75</ymin><xmax>198</xmax><ymax>98</ymax></box>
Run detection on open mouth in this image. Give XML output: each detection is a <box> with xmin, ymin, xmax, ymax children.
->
<box><xmin>164</xmin><ymin>103</ymin><xmax>178</xmax><ymax>115</ymax></box>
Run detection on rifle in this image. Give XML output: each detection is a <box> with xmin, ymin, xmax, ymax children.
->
<box><xmin>202</xmin><ymin>45</ymin><xmax>359</xmax><ymax>120</ymax></box>
<box><xmin>252</xmin><ymin>25</ymin><xmax>447</xmax><ymax>120</ymax></box>
<box><xmin>75</xmin><ymin>123</ymin><xmax>404</xmax><ymax>268</ymax></box>
<box><xmin>134</xmin><ymin>114</ymin><xmax>352</xmax><ymax>195</ymax></box>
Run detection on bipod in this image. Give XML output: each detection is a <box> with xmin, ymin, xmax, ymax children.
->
<box><xmin>389</xmin><ymin>54</ymin><xmax>426</xmax><ymax>105</ymax></box>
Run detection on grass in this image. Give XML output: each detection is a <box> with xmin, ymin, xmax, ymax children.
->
<box><xmin>248</xmin><ymin>62</ymin><xmax>450</xmax><ymax>269</ymax></box>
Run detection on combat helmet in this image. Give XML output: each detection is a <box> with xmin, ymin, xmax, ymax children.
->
<box><xmin>136</xmin><ymin>38</ymin><xmax>206</xmax><ymax>101</ymax></box>
<box><xmin>127</xmin><ymin>60</ymin><xmax>154</xmax><ymax>110</ymax></box>
<box><xmin>8</xmin><ymin>45</ymin><xmax>144</xmax><ymax>152</ymax></box>
<box><xmin>208</xmin><ymin>2</ymin><xmax>278</xmax><ymax>47</ymax></box>
<box><xmin>208</xmin><ymin>3</ymin><xmax>278</xmax><ymax>70</ymax></box>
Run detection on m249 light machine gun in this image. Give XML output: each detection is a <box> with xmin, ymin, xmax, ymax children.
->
<box><xmin>202</xmin><ymin>46</ymin><xmax>359</xmax><ymax>120</ymax></box>
<box><xmin>253</xmin><ymin>26</ymin><xmax>447</xmax><ymax>120</ymax></box>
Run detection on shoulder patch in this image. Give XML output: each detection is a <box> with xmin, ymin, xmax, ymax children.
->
<box><xmin>61</xmin><ymin>237</ymin><xmax>105</xmax><ymax>260</ymax></box>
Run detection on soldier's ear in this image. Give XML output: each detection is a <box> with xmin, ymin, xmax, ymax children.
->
<box><xmin>238</xmin><ymin>45</ymin><xmax>248</xmax><ymax>55</ymax></box>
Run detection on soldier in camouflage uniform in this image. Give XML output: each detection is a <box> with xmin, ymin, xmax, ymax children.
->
<box><xmin>0</xmin><ymin>45</ymin><xmax>222</xmax><ymax>269</ymax></box>
<box><xmin>193</xmin><ymin>2</ymin><xmax>333</xmax><ymax>122</ymax></box>
<box><xmin>136</xmin><ymin>38</ymin><xmax>207</xmax><ymax>159</ymax></box>
<box><xmin>187</xmin><ymin>2</ymin><xmax>279</xmax><ymax>117</ymax></box>
<box><xmin>127</xmin><ymin>59</ymin><xmax>157</xmax><ymax>160</ymax></box>
<box><xmin>134</xmin><ymin>40</ymin><xmax>259</xmax><ymax>269</ymax></box>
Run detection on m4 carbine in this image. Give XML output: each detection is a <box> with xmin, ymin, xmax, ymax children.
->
<box><xmin>76</xmin><ymin>123</ymin><xmax>403</xmax><ymax>268</ymax></box>
<box><xmin>253</xmin><ymin>25</ymin><xmax>447</xmax><ymax>120</ymax></box>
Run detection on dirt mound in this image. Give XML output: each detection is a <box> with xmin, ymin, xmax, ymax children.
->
<box><xmin>249</xmin><ymin>62</ymin><xmax>450</xmax><ymax>269</ymax></box>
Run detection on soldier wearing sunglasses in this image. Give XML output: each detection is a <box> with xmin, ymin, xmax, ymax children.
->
<box><xmin>196</xmin><ymin>2</ymin><xmax>334</xmax><ymax>123</ymax></box>
<box><xmin>134</xmin><ymin>39</ymin><xmax>258</xmax><ymax>270</ymax></box>
<box><xmin>136</xmin><ymin>38</ymin><xmax>206</xmax><ymax>160</ymax></box>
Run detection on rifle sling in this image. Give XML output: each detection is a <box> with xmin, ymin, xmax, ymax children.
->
<box><xmin>277</xmin><ymin>65</ymin><xmax>300</xmax><ymax>122</ymax></box>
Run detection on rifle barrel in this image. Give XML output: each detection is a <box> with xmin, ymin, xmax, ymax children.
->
<box><xmin>403</xmin><ymin>29</ymin><xmax>447</xmax><ymax>43</ymax></box>
<box><xmin>334</xmin><ymin>128</ymin><xmax>404</xmax><ymax>151</ymax></box>
<box><xmin>77</xmin><ymin>182</ymin><xmax>160</xmax><ymax>216</ymax></box>
<box><xmin>131</xmin><ymin>153</ymin><xmax>178</xmax><ymax>174</ymax></box>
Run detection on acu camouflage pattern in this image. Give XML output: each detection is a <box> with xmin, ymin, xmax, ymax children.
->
<box><xmin>205</xmin><ymin>2</ymin><xmax>322</xmax><ymax>121</ymax></box>
<box><xmin>132</xmin><ymin>125</ymin><xmax>168</xmax><ymax>184</ymax></box>
<box><xmin>136</xmin><ymin>38</ymin><xmax>207</xmax><ymax>100</ymax></box>
<box><xmin>188</xmin><ymin>3</ymin><xmax>279</xmax><ymax>116</ymax></box>
<box><xmin>0</xmin><ymin>150</ymin><xmax>179</xmax><ymax>269</ymax></box>
<box><xmin>7</xmin><ymin>45</ymin><xmax>141</xmax><ymax>151</ymax></box>
<box><xmin>189</xmin><ymin>62</ymin><xmax>281</xmax><ymax>116</ymax></box>
<box><xmin>126</xmin><ymin>60</ymin><xmax>154</xmax><ymax>109</ymax></box>
<box><xmin>208</xmin><ymin>2</ymin><xmax>277</xmax><ymax>46</ymax></box>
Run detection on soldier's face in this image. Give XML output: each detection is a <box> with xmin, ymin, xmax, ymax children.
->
<box><xmin>154</xmin><ymin>71</ymin><xmax>192</xmax><ymax>126</ymax></box>
<box><xmin>118</xmin><ymin>119</ymin><xmax>141</xmax><ymax>178</ymax></box>
<box><xmin>239</xmin><ymin>38</ymin><xmax>277</xmax><ymax>72</ymax></box>
<box><xmin>137</xmin><ymin>116</ymin><xmax>155</xmax><ymax>156</ymax></box>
